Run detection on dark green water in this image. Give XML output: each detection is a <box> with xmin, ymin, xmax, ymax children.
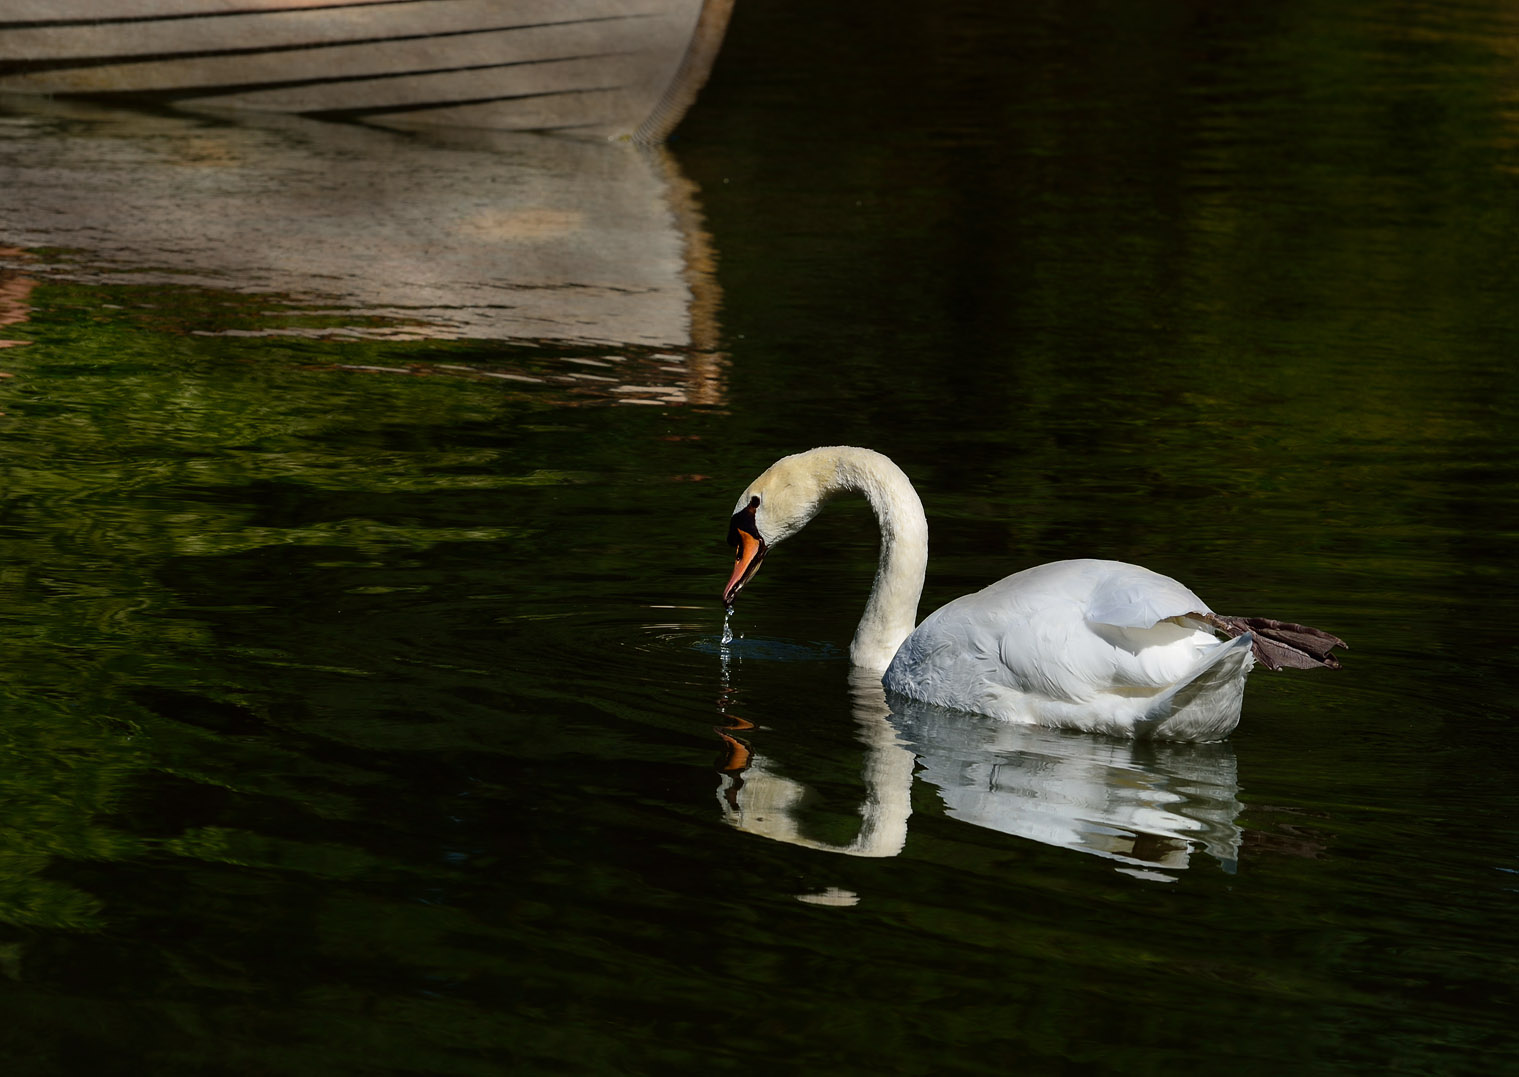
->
<box><xmin>2</xmin><ymin>1</ymin><xmax>1518</xmax><ymax>1073</ymax></box>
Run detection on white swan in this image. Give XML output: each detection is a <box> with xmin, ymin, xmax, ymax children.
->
<box><xmin>722</xmin><ymin>446</ymin><xmax>1344</xmax><ymax>742</ymax></box>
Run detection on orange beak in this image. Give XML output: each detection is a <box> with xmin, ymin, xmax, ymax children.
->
<box><xmin>723</xmin><ymin>528</ymin><xmax>765</xmax><ymax>608</ymax></box>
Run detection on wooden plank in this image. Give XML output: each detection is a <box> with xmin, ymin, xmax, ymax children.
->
<box><xmin>2</xmin><ymin>23</ymin><xmax>672</xmax><ymax>95</ymax></box>
<box><xmin>1</xmin><ymin>1</ymin><xmax>451</xmax><ymax>25</ymax></box>
<box><xmin>0</xmin><ymin>1</ymin><xmax>677</xmax><ymax>59</ymax></box>
<box><xmin>181</xmin><ymin>55</ymin><xmax>653</xmax><ymax>116</ymax></box>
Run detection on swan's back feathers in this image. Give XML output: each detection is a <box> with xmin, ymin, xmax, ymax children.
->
<box><xmin>1082</xmin><ymin>561</ymin><xmax>1212</xmax><ymax>627</ymax></box>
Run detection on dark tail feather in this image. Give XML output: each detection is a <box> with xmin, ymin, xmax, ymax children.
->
<box><xmin>1201</xmin><ymin>614</ymin><xmax>1347</xmax><ymax>672</ymax></box>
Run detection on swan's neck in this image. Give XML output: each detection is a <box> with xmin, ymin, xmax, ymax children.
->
<box><xmin>828</xmin><ymin>450</ymin><xmax>928</xmax><ymax>670</ymax></box>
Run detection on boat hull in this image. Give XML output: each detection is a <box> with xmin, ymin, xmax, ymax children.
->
<box><xmin>0</xmin><ymin>0</ymin><xmax>731</xmax><ymax>140</ymax></box>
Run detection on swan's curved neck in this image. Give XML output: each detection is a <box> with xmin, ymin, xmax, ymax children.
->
<box><xmin>825</xmin><ymin>449</ymin><xmax>928</xmax><ymax>670</ymax></box>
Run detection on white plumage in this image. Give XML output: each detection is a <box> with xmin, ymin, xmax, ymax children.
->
<box><xmin>885</xmin><ymin>559</ymin><xmax>1252</xmax><ymax>740</ymax></box>
<box><xmin>722</xmin><ymin>447</ymin><xmax>1342</xmax><ymax>742</ymax></box>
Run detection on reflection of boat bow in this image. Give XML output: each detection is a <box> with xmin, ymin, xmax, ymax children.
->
<box><xmin>0</xmin><ymin>96</ymin><xmax>726</xmax><ymax>399</ymax></box>
<box><xmin>0</xmin><ymin>0</ymin><xmax>733</xmax><ymax>141</ymax></box>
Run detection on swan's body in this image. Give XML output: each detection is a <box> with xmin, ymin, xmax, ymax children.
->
<box><xmin>723</xmin><ymin>446</ymin><xmax>1343</xmax><ymax>742</ymax></box>
<box><xmin>884</xmin><ymin>558</ymin><xmax>1253</xmax><ymax>740</ymax></box>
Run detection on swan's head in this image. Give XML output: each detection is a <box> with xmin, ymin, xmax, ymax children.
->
<box><xmin>722</xmin><ymin>449</ymin><xmax>834</xmax><ymax>607</ymax></box>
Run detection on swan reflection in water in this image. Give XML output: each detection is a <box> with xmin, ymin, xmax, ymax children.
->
<box><xmin>716</xmin><ymin>668</ymin><xmax>1242</xmax><ymax>882</ymax></box>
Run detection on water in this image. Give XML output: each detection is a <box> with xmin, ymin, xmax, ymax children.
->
<box><xmin>2</xmin><ymin>1</ymin><xmax>1519</xmax><ymax>1072</ymax></box>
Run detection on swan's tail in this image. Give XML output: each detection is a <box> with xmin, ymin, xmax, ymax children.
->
<box><xmin>1131</xmin><ymin>633</ymin><xmax>1254</xmax><ymax>740</ymax></box>
<box><xmin>1201</xmin><ymin>614</ymin><xmax>1347</xmax><ymax>671</ymax></box>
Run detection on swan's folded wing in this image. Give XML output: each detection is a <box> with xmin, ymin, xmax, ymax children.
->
<box><xmin>1082</xmin><ymin>561</ymin><xmax>1212</xmax><ymax>629</ymax></box>
<box><xmin>896</xmin><ymin>560</ymin><xmax>1218</xmax><ymax>703</ymax></box>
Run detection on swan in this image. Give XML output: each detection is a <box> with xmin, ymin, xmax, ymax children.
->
<box><xmin>722</xmin><ymin>446</ymin><xmax>1344</xmax><ymax>742</ymax></box>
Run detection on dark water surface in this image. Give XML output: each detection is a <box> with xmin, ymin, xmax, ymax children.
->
<box><xmin>2</xmin><ymin>2</ymin><xmax>1518</xmax><ymax>1073</ymax></box>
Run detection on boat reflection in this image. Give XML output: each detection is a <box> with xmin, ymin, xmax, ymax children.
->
<box><xmin>0</xmin><ymin>94</ymin><xmax>724</xmax><ymax>403</ymax></box>
<box><xmin>718</xmin><ymin>671</ymin><xmax>1242</xmax><ymax>880</ymax></box>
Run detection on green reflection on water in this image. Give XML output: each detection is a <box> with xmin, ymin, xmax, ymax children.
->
<box><xmin>0</xmin><ymin>276</ymin><xmax>714</xmax><ymax>1073</ymax></box>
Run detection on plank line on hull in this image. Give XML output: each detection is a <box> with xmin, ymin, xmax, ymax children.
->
<box><xmin>0</xmin><ymin>11</ymin><xmax>661</xmax><ymax>67</ymax></box>
<box><xmin>348</xmin><ymin>90</ymin><xmax>630</xmax><ymax>132</ymax></box>
<box><xmin>172</xmin><ymin>60</ymin><xmax>639</xmax><ymax>114</ymax></box>
<box><xmin>61</xmin><ymin>54</ymin><xmax>621</xmax><ymax>106</ymax></box>
<box><xmin>0</xmin><ymin>1</ymin><xmax>595</xmax><ymax>30</ymax></box>
<box><xmin>306</xmin><ymin>84</ymin><xmax>621</xmax><ymax>121</ymax></box>
<box><xmin>0</xmin><ymin>24</ymin><xmax>662</xmax><ymax>95</ymax></box>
